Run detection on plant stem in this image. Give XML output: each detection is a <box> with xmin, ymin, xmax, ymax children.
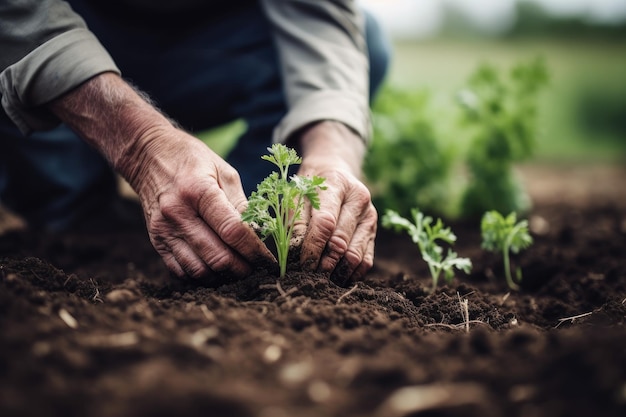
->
<box><xmin>277</xmin><ymin>195</ymin><xmax>289</xmax><ymax>278</ymax></box>
<box><xmin>502</xmin><ymin>247</ymin><xmax>519</xmax><ymax>291</ymax></box>
<box><xmin>427</xmin><ymin>264</ymin><xmax>439</xmax><ymax>294</ymax></box>
<box><xmin>503</xmin><ymin>222</ymin><xmax>525</xmax><ymax>291</ymax></box>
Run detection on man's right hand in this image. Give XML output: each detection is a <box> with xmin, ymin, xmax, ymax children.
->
<box><xmin>123</xmin><ymin>126</ymin><xmax>275</xmax><ymax>279</ymax></box>
<box><xmin>49</xmin><ymin>72</ymin><xmax>275</xmax><ymax>279</ymax></box>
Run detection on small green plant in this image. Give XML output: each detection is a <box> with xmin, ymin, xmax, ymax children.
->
<box><xmin>365</xmin><ymin>58</ymin><xmax>548</xmax><ymax>221</ymax></box>
<box><xmin>365</xmin><ymin>87</ymin><xmax>457</xmax><ymax>219</ymax></box>
<box><xmin>457</xmin><ymin>58</ymin><xmax>549</xmax><ymax>217</ymax></box>
<box><xmin>481</xmin><ymin>211</ymin><xmax>533</xmax><ymax>291</ymax></box>
<box><xmin>242</xmin><ymin>144</ymin><xmax>326</xmax><ymax>278</ymax></box>
<box><xmin>381</xmin><ymin>208</ymin><xmax>472</xmax><ymax>293</ymax></box>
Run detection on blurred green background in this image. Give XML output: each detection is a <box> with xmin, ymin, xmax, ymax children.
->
<box><xmin>201</xmin><ymin>0</ymin><xmax>626</xmax><ymax>164</ymax></box>
<box><xmin>385</xmin><ymin>38</ymin><xmax>626</xmax><ymax>163</ymax></box>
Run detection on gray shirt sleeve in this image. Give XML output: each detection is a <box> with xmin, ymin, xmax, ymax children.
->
<box><xmin>260</xmin><ymin>0</ymin><xmax>371</xmax><ymax>144</ymax></box>
<box><xmin>0</xmin><ymin>0</ymin><xmax>120</xmax><ymax>135</ymax></box>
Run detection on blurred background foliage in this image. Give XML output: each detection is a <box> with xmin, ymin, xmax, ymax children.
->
<box><xmin>199</xmin><ymin>0</ymin><xmax>626</xmax><ymax>219</ymax></box>
<box><xmin>360</xmin><ymin>0</ymin><xmax>626</xmax><ymax>219</ymax></box>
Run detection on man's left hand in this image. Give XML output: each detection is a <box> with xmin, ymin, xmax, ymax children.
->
<box><xmin>291</xmin><ymin>121</ymin><xmax>377</xmax><ymax>284</ymax></box>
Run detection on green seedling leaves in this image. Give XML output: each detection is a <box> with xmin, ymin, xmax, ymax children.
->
<box><xmin>382</xmin><ymin>208</ymin><xmax>472</xmax><ymax>293</ymax></box>
<box><xmin>457</xmin><ymin>58</ymin><xmax>549</xmax><ymax>217</ymax></box>
<box><xmin>481</xmin><ymin>210</ymin><xmax>533</xmax><ymax>290</ymax></box>
<box><xmin>242</xmin><ymin>144</ymin><xmax>326</xmax><ymax>278</ymax></box>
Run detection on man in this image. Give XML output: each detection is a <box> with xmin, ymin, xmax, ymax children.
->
<box><xmin>0</xmin><ymin>0</ymin><xmax>390</xmax><ymax>283</ymax></box>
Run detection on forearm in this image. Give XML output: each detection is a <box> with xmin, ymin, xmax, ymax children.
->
<box><xmin>47</xmin><ymin>72</ymin><xmax>174</xmax><ymax>180</ymax></box>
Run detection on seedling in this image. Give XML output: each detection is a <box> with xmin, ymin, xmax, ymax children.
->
<box><xmin>242</xmin><ymin>144</ymin><xmax>326</xmax><ymax>278</ymax></box>
<box><xmin>381</xmin><ymin>208</ymin><xmax>472</xmax><ymax>293</ymax></box>
<box><xmin>481</xmin><ymin>211</ymin><xmax>533</xmax><ymax>290</ymax></box>
<box><xmin>457</xmin><ymin>58</ymin><xmax>549</xmax><ymax>217</ymax></box>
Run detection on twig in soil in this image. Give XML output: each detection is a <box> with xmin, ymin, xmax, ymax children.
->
<box><xmin>457</xmin><ymin>292</ymin><xmax>470</xmax><ymax>333</ymax></box>
<box><xmin>425</xmin><ymin>320</ymin><xmax>491</xmax><ymax>331</ymax></box>
<box><xmin>621</xmin><ymin>297</ymin><xmax>626</xmax><ymax>305</ymax></box>
<box><xmin>500</xmin><ymin>292</ymin><xmax>511</xmax><ymax>305</ymax></box>
<box><xmin>58</xmin><ymin>308</ymin><xmax>78</xmax><ymax>329</ymax></box>
<box><xmin>200</xmin><ymin>304</ymin><xmax>215</xmax><ymax>321</ymax></box>
<box><xmin>275</xmin><ymin>280</ymin><xmax>298</xmax><ymax>298</ymax></box>
<box><xmin>554</xmin><ymin>311</ymin><xmax>594</xmax><ymax>328</ymax></box>
<box><xmin>259</xmin><ymin>281</ymin><xmax>297</xmax><ymax>299</ymax></box>
<box><xmin>276</xmin><ymin>280</ymin><xmax>288</xmax><ymax>297</ymax></box>
<box><xmin>336</xmin><ymin>283</ymin><xmax>359</xmax><ymax>305</ymax></box>
<box><xmin>90</xmin><ymin>278</ymin><xmax>103</xmax><ymax>303</ymax></box>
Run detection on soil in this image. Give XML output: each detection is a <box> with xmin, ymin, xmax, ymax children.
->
<box><xmin>1</xmin><ymin>163</ymin><xmax>625</xmax><ymax>417</ymax></box>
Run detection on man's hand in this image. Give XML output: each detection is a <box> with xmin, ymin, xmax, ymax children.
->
<box><xmin>292</xmin><ymin>121</ymin><xmax>377</xmax><ymax>284</ymax></box>
<box><xmin>122</xmin><ymin>127</ymin><xmax>276</xmax><ymax>279</ymax></box>
<box><xmin>49</xmin><ymin>73</ymin><xmax>275</xmax><ymax>279</ymax></box>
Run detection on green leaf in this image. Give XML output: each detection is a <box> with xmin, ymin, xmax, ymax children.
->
<box><xmin>382</xmin><ymin>207</ymin><xmax>472</xmax><ymax>293</ymax></box>
<box><xmin>480</xmin><ymin>210</ymin><xmax>533</xmax><ymax>290</ymax></box>
<box><xmin>242</xmin><ymin>144</ymin><xmax>326</xmax><ymax>278</ymax></box>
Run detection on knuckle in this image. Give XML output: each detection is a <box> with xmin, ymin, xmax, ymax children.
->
<box><xmin>353</xmin><ymin>183</ymin><xmax>372</xmax><ymax>205</ymax></box>
<box><xmin>206</xmin><ymin>252</ymin><xmax>235</xmax><ymax>273</ymax></box>
<box><xmin>219</xmin><ymin>166</ymin><xmax>241</xmax><ymax>186</ymax></box>
<box><xmin>327</xmin><ymin>233</ymin><xmax>349</xmax><ymax>255</ymax></box>
<box><xmin>361</xmin><ymin>251</ymin><xmax>374</xmax><ymax>271</ymax></box>
<box><xmin>185</xmin><ymin>262</ymin><xmax>209</xmax><ymax>279</ymax></box>
<box><xmin>163</xmin><ymin>255</ymin><xmax>185</xmax><ymax>278</ymax></box>
<box><xmin>217</xmin><ymin>217</ymin><xmax>249</xmax><ymax>248</ymax></box>
<box><xmin>343</xmin><ymin>247</ymin><xmax>363</xmax><ymax>268</ymax></box>
<box><xmin>158</xmin><ymin>192</ymin><xmax>184</xmax><ymax>221</ymax></box>
<box><xmin>314</xmin><ymin>210</ymin><xmax>338</xmax><ymax>237</ymax></box>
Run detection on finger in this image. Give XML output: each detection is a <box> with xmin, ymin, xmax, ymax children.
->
<box><xmin>291</xmin><ymin>199</ymin><xmax>310</xmax><ymax>249</ymax></box>
<box><xmin>167</xmin><ymin>236</ymin><xmax>211</xmax><ymax>278</ymax></box>
<box><xmin>151</xmin><ymin>228</ymin><xmax>210</xmax><ymax>279</ymax></box>
<box><xmin>317</xmin><ymin>188</ymin><xmax>371</xmax><ymax>273</ymax></box>
<box><xmin>330</xmin><ymin>236</ymin><xmax>375</xmax><ymax>286</ymax></box>
<box><xmin>350</xmin><ymin>236</ymin><xmax>376</xmax><ymax>282</ymax></box>
<box><xmin>158</xmin><ymin>190</ymin><xmax>251</xmax><ymax>278</ymax></box>
<box><xmin>195</xmin><ymin>185</ymin><xmax>275</xmax><ymax>264</ymax></box>
<box><xmin>329</xmin><ymin>206</ymin><xmax>377</xmax><ymax>282</ymax></box>
<box><xmin>160</xmin><ymin>193</ymin><xmax>254</xmax><ymax>277</ymax></box>
<box><xmin>300</xmin><ymin>184</ymin><xmax>344</xmax><ymax>271</ymax></box>
<box><xmin>216</xmin><ymin>166</ymin><xmax>249</xmax><ymax>214</ymax></box>
<box><xmin>160</xmin><ymin>251</ymin><xmax>186</xmax><ymax>278</ymax></box>
<box><xmin>183</xmin><ymin>217</ymin><xmax>252</xmax><ymax>277</ymax></box>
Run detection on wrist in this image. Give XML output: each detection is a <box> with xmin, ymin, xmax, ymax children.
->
<box><xmin>292</xmin><ymin>121</ymin><xmax>366</xmax><ymax>175</ymax></box>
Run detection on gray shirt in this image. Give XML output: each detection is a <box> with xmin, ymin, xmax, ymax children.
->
<box><xmin>0</xmin><ymin>0</ymin><xmax>370</xmax><ymax>143</ymax></box>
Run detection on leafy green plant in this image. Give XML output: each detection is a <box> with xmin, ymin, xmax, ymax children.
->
<box><xmin>382</xmin><ymin>208</ymin><xmax>472</xmax><ymax>293</ymax></box>
<box><xmin>365</xmin><ymin>58</ymin><xmax>548</xmax><ymax>221</ymax></box>
<box><xmin>242</xmin><ymin>144</ymin><xmax>326</xmax><ymax>278</ymax></box>
<box><xmin>365</xmin><ymin>87</ymin><xmax>458</xmax><ymax>219</ymax></box>
<box><xmin>481</xmin><ymin>211</ymin><xmax>533</xmax><ymax>291</ymax></box>
<box><xmin>457</xmin><ymin>58</ymin><xmax>549</xmax><ymax>217</ymax></box>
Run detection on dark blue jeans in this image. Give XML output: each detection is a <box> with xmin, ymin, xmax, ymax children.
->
<box><xmin>0</xmin><ymin>2</ymin><xmax>391</xmax><ymax>230</ymax></box>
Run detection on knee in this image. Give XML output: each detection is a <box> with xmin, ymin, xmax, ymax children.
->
<box><xmin>363</xmin><ymin>10</ymin><xmax>392</xmax><ymax>101</ymax></box>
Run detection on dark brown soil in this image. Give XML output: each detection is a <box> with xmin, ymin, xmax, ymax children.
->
<box><xmin>1</xmin><ymin>164</ymin><xmax>625</xmax><ymax>417</ymax></box>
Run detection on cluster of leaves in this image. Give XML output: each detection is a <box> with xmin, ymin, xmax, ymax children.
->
<box><xmin>457</xmin><ymin>57</ymin><xmax>549</xmax><ymax>217</ymax></box>
<box><xmin>364</xmin><ymin>89</ymin><xmax>457</xmax><ymax>219</ymax></box>
<box><xmin>382</xmin><ymin>206</ymin><xmax>533</xmax><ymax>292</ymax></box>
<box><xmin>481</xmin><ymin>210</ymin><xmax>533</xmax><ymax>290</ymax></box>
<box><xmin>242</xmin><ymin>144</ymin><xmax>326</xmax><ymax>278</ymax></box>
<box><xmin>381</xmin><ymin>208</ymin><xmax>472</xmax><ymax>293</ymax></box>
<box><xmin>365</xmin><ymin>58</ymin><xmax>549</xmax><ymax>221</ymax></box>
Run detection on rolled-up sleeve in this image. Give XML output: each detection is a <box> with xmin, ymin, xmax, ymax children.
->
<box><xmin>0</xmin><ymin>0</ymin><xmax>119</xmax><ymax>135</ymax></box>
<box><xmin>260</xmin><ymin>0</ymin><xmax>371</xmax><ymax>144</ymax></box>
